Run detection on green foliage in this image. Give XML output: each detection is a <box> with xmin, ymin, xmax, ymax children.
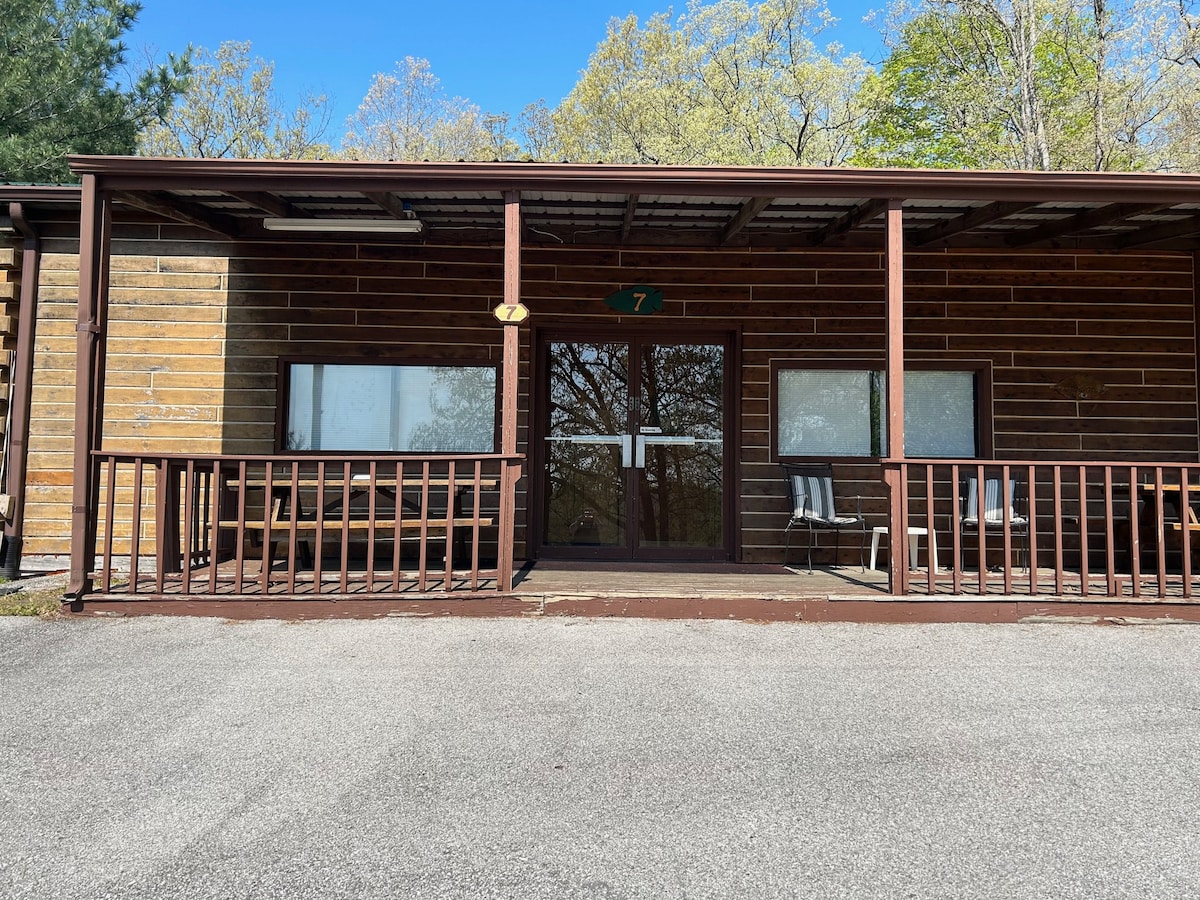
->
<box><xmin>851</xmin><ymin>0</ymin><xmax>1178</xmax><ymax>171</ymax></box>
<box><xmin>0</xmin><ymin>0</ymin><xmax>188</xmax><ymax>182</ymax></box>
<box><xmin>342</xmin><ymin>57</ymin><xmax>519</xmax><ymax>161</ymax></box>
<box><xmin>0</xmin><ymin>584</ymin><xmax>64</xmax><ymax>617</ymax></box>
<box><xmin>1154</xmin><ymin>0</ymin><xmax>1200</xmax><ymax>170</ymax></box>
<box><xmin>542</xmin><ymin>0</ymin><xmax>870</xmax><ymax>165</ymax></box>
<box><xmin>138</xmin><ymin>41</ymin><xmax>332</xmax><ymax>159</ymax></box>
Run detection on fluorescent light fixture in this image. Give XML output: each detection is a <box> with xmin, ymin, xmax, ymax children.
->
<box><xmin>262</xmin><ymin>217</ymin><xmax>424</xmax><ymax>234</ymax></box>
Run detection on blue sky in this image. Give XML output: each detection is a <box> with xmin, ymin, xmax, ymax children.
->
<box><xmin>128</xmin><ymin>1</ymin><xmax>884</xmax><ymax>143</ymax></box>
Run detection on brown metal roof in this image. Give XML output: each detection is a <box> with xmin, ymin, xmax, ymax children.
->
<box><xmin>60</xmin><ymin>155</ymin><xmax>1200</xmax><ymax>251</ymax></box>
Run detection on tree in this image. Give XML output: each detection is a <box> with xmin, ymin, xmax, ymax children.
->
<box><xmin>0</xmin><ymin>0</ymin><xmax>187</xmax><ymax>182</ymax></box>
<box><xmin>542</xmin><ymin>0</ymin><xmax>871</xmax><ymax>166</ymax></box>
<box><xmin>517</xmin><ymin>100</ymin><xmax>559</xmax><ymax>161</ymax></box>
<box><xmin>138</xmin><ymin>41</ymin><xmax>332</xmax><ymax>159</ymax></box>
<box><xmin>1154</xmin><ymin>0</ymin><xmax>1200</xmax><ymax>170</ymax></box>
<box><xmin>851</xmin><ymin>0</ymin><xmax>1169</xmax><ymax>170</ymax></box>
<box><xmin>341</xmin><ymin>57</ymin><xmax>518</xmax><ymax>161</ymax></box>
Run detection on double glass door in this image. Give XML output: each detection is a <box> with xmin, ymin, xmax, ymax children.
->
<box><xmin>540</xmin><ymin>334</ymin><xmax>730</xmax><ymax>560</ymax></box>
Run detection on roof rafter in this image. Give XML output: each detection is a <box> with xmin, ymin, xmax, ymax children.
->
<box><xmin>1106</xmin><ymin>213</ymin><xmax>1200</xmax><ymax>249</ymax></box>
<box><xmin>228</xmin><ymin>190</ymin><xmax>307</xmax><ymax>219</ymax></box>
<box><xmin>808</xmin><ymin>197</ymin><xmax>889</xmax><ymax>246</ymax></box>
<box><xmin>112</xmin><ymin>190</ymin><xmax>240</xmax><ymax>237</ymax></box>
<box><xmin>1004</xmin><ymin>202</ymin><xmax>1172</xmax><ymax>247</ymax></box>
<box><xmin>620</xmin><ymin>193</ymin><xmax>640</xmax><ymax>242</ymax></box>
<box><xmin>720</xmin><ymin>196</ymin><xmax>773</xmax><ymax>245</ymax></box>
<box><xmin>908</xmin><ymin>200</ymin><xmax>1040</xmax><ymax>248</ymax></box>
<box><xmin>365</xmin><ymin>191</ymin><xmax>412</xmax><ymax>219</ymax></box>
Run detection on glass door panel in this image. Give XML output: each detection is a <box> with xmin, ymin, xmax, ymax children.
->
<box><xmin>540</xmin><ymin>334</ymin><xmax>729</xmax><ymax>559</ymax></box>
<box><xmin>635</xmin><ymin>343</ymin><xmax>724</xmax><ymax>552</ymax></box>
<box><xmin>543</xmin><ymin>341</ymin><xmax>630</xmax><ymax>551</ymax></box>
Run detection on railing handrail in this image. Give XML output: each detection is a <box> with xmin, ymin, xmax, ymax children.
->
<box><xmin>91</xmin><ymin>450</ymin><xmax>525</xmax><ymax>464</ymax></box>
<box><xmin>888</xmin><ymin>457</ymin><xmax>1200</xmax><ymax>469</ymax></box>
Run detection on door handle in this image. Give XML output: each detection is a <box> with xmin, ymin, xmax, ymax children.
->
<box><xmin>636</xmin><ymin>434</ymin><xmax>698</xmax><ymax>468</ymax></box>
<box><xmin>546</xmin><ymin>434</ymin><xmax>633</xmax><ymax>468</ymax></box>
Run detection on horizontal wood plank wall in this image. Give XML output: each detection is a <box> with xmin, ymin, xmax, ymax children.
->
<box><xmin>22</xmin><ymin>226</ymin><xmax>1198</xmax><ymax>566</ymax></box>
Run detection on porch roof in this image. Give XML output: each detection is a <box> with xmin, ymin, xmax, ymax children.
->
<box><xmin>66</xmin><ymin>156</ymin><xmax>1200</xmax><ymax>251</ymax></box>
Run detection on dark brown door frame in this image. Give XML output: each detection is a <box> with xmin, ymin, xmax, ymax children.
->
<box><xmin>529</xmin><ymin>323</ymin><xmax>741</xmax><ymax>562</ymax></box>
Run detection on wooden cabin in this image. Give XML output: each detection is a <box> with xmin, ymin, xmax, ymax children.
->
<box><xmin>5</xmin><ymin>158</ymin><xmax>1200</xmax><ymax>607</ymax></box>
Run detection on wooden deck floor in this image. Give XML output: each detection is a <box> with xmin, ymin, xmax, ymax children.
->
<box><xmin>512</xmin><ymin>560</ymin><xmax>889</xmax><ymax>598</ymax></box>
<box><xmin>74</xmin><ymin>559</ymin><xmax>1200</xmax><ymax>623</ymax></box>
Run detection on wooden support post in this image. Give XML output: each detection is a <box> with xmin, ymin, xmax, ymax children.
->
<box><xmin>497</xmin><ymin>190</ymin><xmax>522</xmax><ymax>591</ymax></box>
<box><xmin>884</xmin><ymin>199</ymin><xmax>908</xmax><ymax>594</ymax></box>
<box><xmin>2</xmin><ymin>204</ymin><xmax>41</xmax><ymax>579</ymax></box>
<box><xmin>1193</xmin><ymin>250</ymin><xmax>1200</xmax><ymax>462</ymax></box>
<box><xmin>68</xmin><ymin>176</ymin><xmax>111</xmax><ymax>600</ymax></box>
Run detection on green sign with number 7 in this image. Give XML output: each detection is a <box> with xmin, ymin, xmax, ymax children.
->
<box><xmin>604</xmin><ymin>285</ymin><xmax>663</xmax><ymax>315</ymax></box>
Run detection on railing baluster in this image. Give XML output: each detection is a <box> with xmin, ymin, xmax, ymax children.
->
<box><xmin>1052</xmin><ymin>465</ymin><xmax>1064</xmax><ymax>596</ymax></box>
<box><xmin>950</xmin><ymin>464</ymin><xmax>962</xmax><ymax>596</ymax></box>
<box><xmin>207</xmin><ymin>459</ymin><xmax>221</xmax><ymax>594</ymax></box>
<box><xmin>259</xmin><ymin>462</ymin><xmax>274</xmax><ymax>596</ymax></box>
<box><xmin>1126</xmin><ymin>466</ymin><xmax>1139</xmax><ymax>598</ymax></box>
<box><xmin>313</xmin><ymin>461</ymin><xmax>326</xmax><ymax>596</ymax></box>
<box><xmin>366</xmin><ymin>461</ymin><xmax>378</xmax><ymax>593</ymax></box>
<box><xmin>1026</xmin><ymin>463</ymin><xmax>1037</xmax><ymax>596</ymax></box>
<box><xmin>129</xmin><ymin>459</ymin><xmax>143</xmax><ymax>595</ymax></box>
<box><xmin>974</xmin><ymin>463</ymin><xmax>987</xmax><ymax>596</ymax></box>
<box><xmin>284</xmin><ymin>461</ymin><xmax>299</xmax><ymax>594</ymax></box>
<box><xmin>1082</xmin><ymin>467</ymin><xmax>1094</xmax><ymax>598</ymax></box>
<box><xmin>1098</xmin><ymin>466</ymin><xmax>1112</xmax><ymax>596</ymax></box>
<box><xmin>232</xmin><ymin>460</ymin><xmax>247</xmax><ymax>594</ymax></box>
<box><xmin>416</xmin><ymin>461</ymin><xmax>430</xmax><ymax>591</ymax></box>
<box><xmin>470</xmin><ymin>459</ymin><xmax>483</xmax><ymax>591</ymax></box>
<box><xmin>100</xmin><ymin>456</ymin><xmax>116</xmax><ymax>592</ymax></box>
<box><xmin>339</xmin><ymin>461</ymin><xmax>351</xmax><ymax>594</ymax></box>
<box><xmin>181</xmin><ymin>460</ymin><xmax>195</xmax><ymax>596</ymax></box>
<box><xmin>443</xmin><ymin>459</ymin><xmax>456</xmax><ymax>591</ymax></box>
<box><xmin>391</xmin><ymin>460</ymin><xmax>403</xmax><ymax>593</ymax></box>
<box><xmin>1000</xmin><ymin>464</ymin><xmax>1013</xmax><ymax>595</ymax></box>
<box><xmin>1154</xmin><ymin>466</ymin><xmax>1167</xmax><ymax>599</ymax></box>
<box><xmin>1182</xmin><ymin>476</ymin><xmax>1193</xmax><ymax>600</ymax></box>
<box><xmin>154</xmin><ymin>462</ymin><xmax>166</xmax><ymax>594</ymax></box>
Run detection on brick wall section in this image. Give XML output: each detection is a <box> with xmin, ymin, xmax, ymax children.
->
<box><xmin>22</xmin><ymin>225</ymin><xmax>1199</xmax><ymax>561</ymax></box>
<box><xmin>26</xmin><ymin>224</ymin><xmax>232</xmax><ymax>552</ymax></box>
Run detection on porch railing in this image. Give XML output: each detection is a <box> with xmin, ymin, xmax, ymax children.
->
<box><xmin>893</xmin><ymin>460</ymin><xmax>1200</xmax><ymax>600</ymax></box>
<box><xmin>89</xmin><ymin>452</ymin><xmax>522</xmax><ymax>597</ymax></box>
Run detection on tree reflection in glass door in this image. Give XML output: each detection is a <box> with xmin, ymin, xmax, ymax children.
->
<box><xmin>637</xmin><ymin>342</ymin><xmax>724</xmax><ymax>550</ymax></box>
<box><xmin>542</xmin><ymin>335</ymin><xmax>728</xmax><ymax>559</ymax></box>
<box><xmin>543</xmin><ymin>341</ymin><xmax>629</xmax><ymax>549</ymax></box>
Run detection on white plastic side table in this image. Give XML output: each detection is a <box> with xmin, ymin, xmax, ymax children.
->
<box><xmin>870</xmin><ymin>525</ymin><xmax>939</xmax><ymax>571</ymax></box>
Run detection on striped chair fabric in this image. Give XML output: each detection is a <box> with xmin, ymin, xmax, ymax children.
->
<box><xmin>963</xmin><ymin>477</ymin><xmax>1028</xmax><ymax>527</ymax></box>
<box><xmin>792</xmin><ymin>474</ymin><xmax>859</xmax><ymax>526</ymax></box>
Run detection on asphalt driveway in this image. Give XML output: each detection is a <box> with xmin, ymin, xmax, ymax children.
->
<box><xmin>2</xmin><ymin>615</ymin><xmax>1198</xmax><ymax>899</ymax></box>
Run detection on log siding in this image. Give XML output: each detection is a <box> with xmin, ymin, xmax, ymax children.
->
<box><xmin>23</xmin><ymin>223</ymin><xmax>1198</xmax><ymax>563</ymax></box>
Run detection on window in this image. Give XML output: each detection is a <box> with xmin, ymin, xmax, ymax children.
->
<box><xmin>902</xmin><ymin>370</ymin><xmax>977</xmax><ymax>457</ymax></box>
<box><xmin>284</xmin><ymin>362</ymin><xmax>497</xmax><ymax>452</ymax></box>
<box><xmin>776</xmin><ymin>366</ymin><xmax>981</xmax><ymax>458</ymax></box>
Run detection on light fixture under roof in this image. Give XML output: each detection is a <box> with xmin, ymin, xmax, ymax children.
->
<box><xmin>262</xmin><ymin>217</ymin><xmax>424</xmax><ymax>234</ymax></box>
